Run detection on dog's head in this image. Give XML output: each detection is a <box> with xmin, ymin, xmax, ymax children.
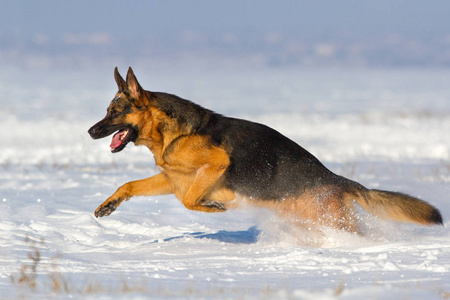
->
<box><xmin>88</xmin><ymin>67</ymin><xmax>150</xmax><ymax>153</ymax></box>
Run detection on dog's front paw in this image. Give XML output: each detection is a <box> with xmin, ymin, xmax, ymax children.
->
<box><xmin>201</xmin><ymin>201</ymin><xmax>227</xmax><ymax>211</ymax></box>
<box><xmin>95</xmin><ymin>199</ymin><xmax>120</xmax><ymax>218</ymax></box>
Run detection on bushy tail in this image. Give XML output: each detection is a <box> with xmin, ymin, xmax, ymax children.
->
<box><xmin>354</xmin><ymin>189</ymin><xmax>443</xmax><ymax>226</ymax></box>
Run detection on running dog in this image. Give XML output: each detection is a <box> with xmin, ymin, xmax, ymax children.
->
<box><xmin>88</xmin><ymin>67</ymin><xmax>443</xmax><ymax>233</ymax></box>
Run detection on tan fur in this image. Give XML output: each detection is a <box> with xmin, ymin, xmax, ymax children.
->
<box><xmin>248</xmin><ymin>186</ymin><xmax>359</xmax><ymax>233</ymax></box>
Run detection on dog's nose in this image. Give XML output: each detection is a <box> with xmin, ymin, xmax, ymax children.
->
<box><xmin>88</xmin><ymin>126</ymin><xmax>98</xmax><ymax>137</ymax></box>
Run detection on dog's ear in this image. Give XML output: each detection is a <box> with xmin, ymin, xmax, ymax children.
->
<box><xmin>126</xmin><ymin>67</ymin><xmax>143</xmax><ymax>99</ymax></box>
<box><xmin>114</xmin><ymin>67</ymin><xmax>127</xmax><ymax>91</ymax></box>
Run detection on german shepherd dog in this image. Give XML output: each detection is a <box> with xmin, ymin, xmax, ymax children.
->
<box><xmin>88</xmin><ymin>67</ymin><xmax>443</xmax><ymax>233</ymax></box>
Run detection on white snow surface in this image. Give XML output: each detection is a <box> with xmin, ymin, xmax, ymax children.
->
<box><xmin>1</xmin><ymin>67</ymin><xmax>449</xmax><ymax>299</ymax></box>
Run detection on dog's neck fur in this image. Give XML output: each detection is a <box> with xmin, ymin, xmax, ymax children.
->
<box><xmin>136</xmin><ymin>92</ymin><xmax>211</xmax><ymax>166</ymax></box>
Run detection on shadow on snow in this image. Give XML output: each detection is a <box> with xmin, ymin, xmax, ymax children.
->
<box><xmin>151</xmin><ymin>226</ymin><xmax>261</xmax><ymax>244</ymax></box>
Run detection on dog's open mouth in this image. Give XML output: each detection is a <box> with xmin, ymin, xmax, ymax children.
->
<box><xmin>110</xmin><ymin>128</ymin><xmax>137</xmax><ymax>153</ymax></box>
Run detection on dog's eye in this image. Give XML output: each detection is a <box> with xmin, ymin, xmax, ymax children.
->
<box><xmin>110</xmin><ymin>109</ymin><xmax>121</xmax><ymax>117</ymax></box>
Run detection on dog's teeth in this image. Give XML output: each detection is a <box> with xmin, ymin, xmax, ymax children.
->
<box><xmin>121</xmin><ymin>130</ymin><xmax>128</xmax><ymax>140</ymax></box>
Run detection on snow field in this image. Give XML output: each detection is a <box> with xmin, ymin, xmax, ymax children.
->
<box><xmin>1</xmin><ymin>67</ymin><xmax>449</xmax><ymax>299</ymax></box>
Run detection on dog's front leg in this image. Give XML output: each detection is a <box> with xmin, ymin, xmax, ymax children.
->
<box><xmin>182</xmin><ymin>163</ymin><xmax>230</xmax><ymax>213</ymax></box>
<box><xmin>163</xmin><ymin>135</ymin><xmax>233</xmax><ymax>213</ymax></box>
<box><xmin>95</xmin><ymin>173</ymin><xmax>172</xmax><ymax>217</ymax></box>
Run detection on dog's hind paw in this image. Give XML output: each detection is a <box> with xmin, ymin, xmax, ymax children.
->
<box><xmin>95</xmin><ymin>199</ymin><xmax>120</xmax><ymax>217</ymax></box>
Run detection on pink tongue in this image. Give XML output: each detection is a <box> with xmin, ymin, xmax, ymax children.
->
<box><xmin>110</xmin><ymin>131</ymin><xmax>124</xmax><ymax>148</ymax></box>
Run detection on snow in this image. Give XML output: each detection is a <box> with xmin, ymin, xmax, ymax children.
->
<box><xmin>1</xmin><ymin>66</ymin><xmax>449</xmax><ymax>299</ymax></box>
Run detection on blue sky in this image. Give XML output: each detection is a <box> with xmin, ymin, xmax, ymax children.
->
<box><xmin>2</xmin><ymin>1</ymin><xmax>450</xmax><ymax>68</ymax></box>
<box><xmin>3</xmin><ymin>1</ymin><xmax>449</xmax><ymax>38</ymax></box>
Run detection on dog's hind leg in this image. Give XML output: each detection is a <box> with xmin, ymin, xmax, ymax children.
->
<box><xmin>95</xmin><ymin>173</ymin><xmax>172</xmax><ymax>217</ymax></box>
